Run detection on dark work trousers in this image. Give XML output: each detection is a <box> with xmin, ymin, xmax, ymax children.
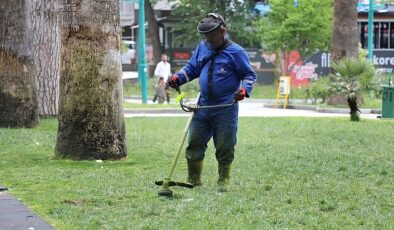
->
<box><xmin>185</xmin><ymin>103</ymin><xmax>238</xmax><ymax>165</ymax></box>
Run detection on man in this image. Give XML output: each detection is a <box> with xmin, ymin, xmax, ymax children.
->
<box><xmin>167</xmin><ymin>13</ymin><xmax>256</xmax><ymax>192</ymax></box>
<box><xmin>153</xmin><ymin>54</ymin><xmax>171</xmax><ymax>103</ymax></box>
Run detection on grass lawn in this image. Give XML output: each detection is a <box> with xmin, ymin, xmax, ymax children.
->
<box><xmin>0</xmin><ymin>118</ymin><xmax>393</xmax><ymax>229</ymax></box>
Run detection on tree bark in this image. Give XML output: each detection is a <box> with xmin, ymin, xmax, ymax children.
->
<box><xmin>331</xmin><ymin>0</ymin><xmax>358</xmax><ymax>62</ymax></box>
<box><xmin>347</xmin><ymin>96</ymin><xmax>360</xmax><ymax>121</ymax></box>
<box><xmin>146</xmin><ymin>0</ymin><xmax>162</xmax><ymax>64</ymax></box>
<box><xmin>55</xmin><ymin>0</ymin><xmax>127</xmax><ymax>160</ymax></box>
<box><xmin>0</xmin><ymin>0</ymin><xmax>39</xmax><ymax>128</ymax></box>
<box><xmin>30</xmin><ymin>0</ymin><xmax>60</xmax><ymax>116</ymax></box>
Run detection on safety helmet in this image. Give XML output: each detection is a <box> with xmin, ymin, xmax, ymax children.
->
<box><xmin>197</xmin><ymin>13</ymin><xmax>226</xmax><ymax>34</ymax></box>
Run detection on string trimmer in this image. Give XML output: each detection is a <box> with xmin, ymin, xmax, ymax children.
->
<box><xmin>155</xmin><ymin>88</ymin><xmax>198</xmax><ymax>197</ymax></box>
<box><xmin>155</xmin><ymin>87</ymin><xmax>236</xmax><ymax>198</ymax></box>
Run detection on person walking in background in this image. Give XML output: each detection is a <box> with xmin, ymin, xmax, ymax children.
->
<box><xmin>167</xmin><ymin>13</ymin><xmax>256</xmax><ymax>192</ymax></box>
<box><xmin>155</xmin><ymin>77</ymin><xmax>167</xmax><ymax>104</ymax></box>
<box><xmin>153</xmin><ymin>53</ymin><xmax>171</xmax><ymax>103</ymax></box>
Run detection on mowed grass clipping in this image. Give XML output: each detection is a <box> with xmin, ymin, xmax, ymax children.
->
<box><xmin>0</xmin><ymin>118</ymin><xmax>393</xmax><ymax>229</ymax></box>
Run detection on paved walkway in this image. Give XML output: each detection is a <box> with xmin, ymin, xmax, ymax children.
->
<box><xmin>0</xmin><ymin>187</ymin><xmax>54</xmax><ymax>230</ymax></box>
<box><xmin>124</xmin><ymin>98</ymin><xmax>381</xmax><ymax>119</ymax></box>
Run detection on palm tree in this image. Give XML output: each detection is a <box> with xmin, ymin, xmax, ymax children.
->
<box><xmin>331</xmin><ymin>0</ymin><xmax>358</xmax><ymax>61</ymax></box>
<box><xmin>329</xmin><ymin>58</ymin><xmax>375</xmax><ymax>121</ymax></box>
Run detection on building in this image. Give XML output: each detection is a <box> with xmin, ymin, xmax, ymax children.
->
<box><xmin>121</xmin><ymin>1</ymin><xmax>394</xmax><ymax>85</ymax></box>
<box><xmin>120</xmin><ymin>0</ymin><xmax>177</xmax><ymax>50</ymax></box>
<box><xmin>358</xmin><ymin>3</ymin><xmax>394</xmax><ymax>73</ymax></box>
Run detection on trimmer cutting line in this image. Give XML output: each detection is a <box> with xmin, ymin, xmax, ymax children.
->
<box><xmin>180</xmin><ymin>99</ymin><xmax>235</xmax><ymax>112</ymax></box>
<box><xmin>155</xmin><ymin>87</ymin><xmax>236</xmax><ymax>198</ymax></box>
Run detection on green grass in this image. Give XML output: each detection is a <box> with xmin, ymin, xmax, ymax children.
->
<box><xmin>360</xmin><ymin>97</ymin><xmax>382</xmax><ymax>109</ymax></box>
<box><xmin>1</xmin><ymin>118</ymin><xmax>393</xmax><ymax>229</ymax></box>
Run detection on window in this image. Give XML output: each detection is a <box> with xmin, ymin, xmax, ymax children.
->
<box><xmin>390</xmin><ymin>22</ymin><xmax>394</xmax><ymax>49</ymax></box>
<box><xmin>358</xmin><ymin>21</ymin><xmax>394</xmax><ymax>50</ymax></box>
<box><xmin>381</xmin><ymin>22</ymin><xmax>389</xmax><ymax>49</ymax></box>
<box><xmin>359</xmin><ymin>22</ymin><xmax>368</xmax><ymax>49</ymax></box>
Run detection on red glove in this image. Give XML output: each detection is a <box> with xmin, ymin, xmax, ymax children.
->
<box><xmin>167</xmin><ymin>75</ymin><xmax>180</xmax><ymax>89</ymax></box>
<box><xmin>234</xmin><ymin>87</ymin><xmax>246</xmax><ymax>101</ymax></box>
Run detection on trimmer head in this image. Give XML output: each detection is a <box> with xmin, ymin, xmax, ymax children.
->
<box><xmin>158</xmin><ymin>189</ymin><xmax>173</xmax><ymax>197</ymax></box>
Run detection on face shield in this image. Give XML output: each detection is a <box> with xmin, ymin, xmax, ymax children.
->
<box><xmin>197</xmin><ymin>13</ymin><xmax>227</xmax><ymax>50</ymax></box>
<box><xmin>197</xmin><ymin>13</ymin><xmax>225</xmax><ymax>33</ymax></box>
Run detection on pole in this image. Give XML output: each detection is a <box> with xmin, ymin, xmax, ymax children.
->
<box><xmin>368</xmin><ymin>0</ymin><xmax>374</xmax><ymax>61</ymax></box>
<box><xmin>138</xmin><ymin>0</ymin><xmax>148</xmax><ymax>103</ymax></box>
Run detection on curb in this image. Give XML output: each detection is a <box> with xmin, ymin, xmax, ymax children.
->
<box><xmin>264</xmin><ymin>104</ymin><xmax>381</xmax><ymax>114</ymax></box>
<box><xmin>124</xmin><ymin>96</ymin><xmax>382</xmax><ymax>115</ymax></box>
<box><xmin>124</xmin><ymin>108</ymin><xmax>184</xmax><ymax>114</ymax></box>
<box><xmin>264</xmin><ymin>104</ymin><xmax>316</xmax><ymax>111</ymax></box>
<box><xmin>315</xmin><ymin>108</ymin><xmax>377</xmax><ymax>114</ymax></box>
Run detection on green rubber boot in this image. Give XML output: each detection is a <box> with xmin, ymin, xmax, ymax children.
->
<box><xmin>218</xmin><ymin>163</ymin><xmax>231</xmax><ymax>192</ymax></box>
<box><xmin>187</xmin><ymin>160</ymin><xmax>203</xmax><ymax>186</ymax></box>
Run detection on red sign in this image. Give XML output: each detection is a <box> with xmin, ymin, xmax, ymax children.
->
<box><xmin>174</xmin><ymin>52</ymin><xmax>190</xmax><ymax>60</ymax></box>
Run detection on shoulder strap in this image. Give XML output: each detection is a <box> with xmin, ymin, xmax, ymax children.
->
<box><xmin>206</xmin><ymin>39</ymin><xmax>233</xmax><ymax>99</ymax></box>
<box><xmin>200</xmin><ymin>39</ymin><xmax>233</xmax><ymax>69</ymax></box>
<box><xmin>215</xmin><ymin>39</ymin><xmax>233</xmax><ymax>53</ymax></box>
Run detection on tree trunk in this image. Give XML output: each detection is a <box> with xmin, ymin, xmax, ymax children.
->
<box><xmin>146</xmin><ymin>0</ymin><xmax>161</xmax><ymax>64</ymax></box>
<box><xmin>331</xmin><ymin>0</ymin><xmax>358</xmax><ymax>62</ymax></box>
<box><xmin>275</xmin><ymin>50</ymin><xmax>285</xmax><ymax>78</ymax></box>
<box><xmin>30</xmin><ymin>0</ymin><xmax>60</xmax><ymax>116</ymax></box>
<box><xmin>55</xmin><ymin>0</ymin><xmax>127</xmax><ymax>160</ymax></box>
<box><xmin>347</xmin><ymin>95</ymin><xmax>360</xmax><ymax>121</ymax></box>
<box><xmin>0</xmin><ymin>0</ymin><xmax>39</xmax><ymax>128</ymax></box>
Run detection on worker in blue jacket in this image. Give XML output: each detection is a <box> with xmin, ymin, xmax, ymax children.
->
<box><xmin>167</xmin><ymin>13</ymin><xmax>256</xmax><ymax>192</ymax></box>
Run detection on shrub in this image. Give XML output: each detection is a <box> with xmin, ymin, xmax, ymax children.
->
<box><xmin>304</xmin><ymin>77</ymin><xmax>330</xmax><ymax>104</ymax></box>
<box><xmin>329</xmin><ymin>58</ymin><xmax>376</xmax><ymax>121</ymax></box>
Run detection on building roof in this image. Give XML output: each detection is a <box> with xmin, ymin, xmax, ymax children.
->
<box><xmin>154</xmin><ymin>0</ymin><xmax>179</xmax><ymax>11</ymax></box>
<box><xmin>253</xmin><ymin>2</ymin><xmax>394</xmax><ymax>17</ymax></box>
<box><xmin>357</xmin><ymin>3</ymin><xmax>390</xmax><ymax>13</ymax></box>
<box><xmin>127</xmin><ymin>0</ymin><xmax>178</xmax><ymax>10</ymax></box>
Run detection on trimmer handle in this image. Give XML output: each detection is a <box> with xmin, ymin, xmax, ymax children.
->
<box><xmin>175</xmin><ymin>86</ymin><xmax>181</xmax><ymax>94</ymax></box>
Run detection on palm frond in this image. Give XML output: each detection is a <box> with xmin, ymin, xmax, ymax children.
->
<box><xmin>330</xmin><ymin>58</ymin><xmax>376</xmax><ymax>94</ymax></box>
<box><xmin>331</xmin><ymin>58</ymin><xmax>375</xmax><ymax>80</ymax></box>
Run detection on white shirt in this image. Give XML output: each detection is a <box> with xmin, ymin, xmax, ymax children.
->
<box><xmin>154</xmin><ymin>61</ymin><xmax>171</xmax><ymax>82</ymax></box>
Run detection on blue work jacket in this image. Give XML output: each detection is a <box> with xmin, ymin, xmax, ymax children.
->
<box><xmin>175</xmin><ymin>40</ymin><xmax>257</xmax><ymax>105</ymax></box>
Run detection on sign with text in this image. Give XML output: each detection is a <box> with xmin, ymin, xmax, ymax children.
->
<box><xmin>166</xmin><ymin>48</ymin><xmax>394</xmax><ymax>86</ymax></box>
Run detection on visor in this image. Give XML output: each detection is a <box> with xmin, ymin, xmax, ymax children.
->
<box><xmin>197</xmin><ymin>22</ymin><xmax>222</xmax><ymax>34</ymax></box>
<box><xmin>197</xmin><ymin>13</ymin><xmax>226</xmax><ymax>34</ymax></box>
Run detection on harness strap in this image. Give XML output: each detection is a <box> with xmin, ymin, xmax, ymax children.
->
<box><xmin>206</xmin><ymin>39</ymin><xmax>233</xmax><ymax>99</ymax></box>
